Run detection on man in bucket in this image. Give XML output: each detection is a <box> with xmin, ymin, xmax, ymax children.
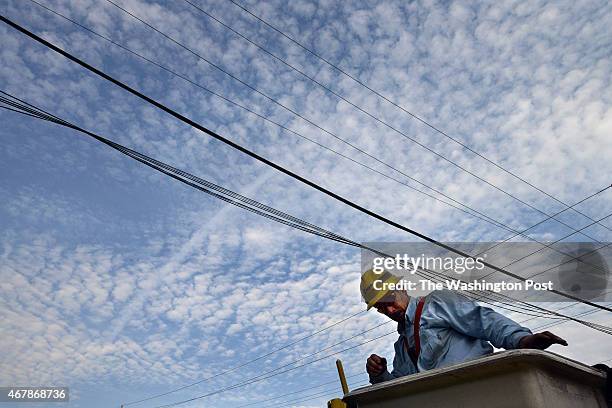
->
<box><xmin>362</xmin><ymin>269</ymin><xmax>568</xmax><ymax>383</ymax></box>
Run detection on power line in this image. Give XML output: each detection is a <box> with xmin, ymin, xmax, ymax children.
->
<box><xmin>102</xmin><ymin>0</ymin><xmax>606</xmax><ymax>245</ymax></box>
<box><xmin>150</xmin><ymin>301</ymin><xmax>608</xmax><ymax>408</ymax></box>
<box><xmin>3</xmin><ymin>91</ymin><xmax>610</xmax><ymax>334</ymax></box>
<box><xmin>0</xmin><ymin>90</ymin><xmax>575</xmax><ymax>347</ymax></box>
<box><xmin>259</xmin><ymin>380</ymin><xmax>370</xmax><ymax>408</ymax></box>
<box><xmin>225</xmin><ymin>0</ymin><xmax>612</xmax><ymax>235</ymax></box>
<box><xmin>475</xmin><ymin>185</ymin><xmax>611</xmax><ymax>255</ymax></box>
<box><xmin>501</xmin><ymin>215</ymin><xmax>611</xmax><ymax>269</ymax></box>
<box><xmin>0</xmin><ymin>93</ymin><xmax>370</xmax><ymax>404</ymax></box>
<box><xmin>525</xmin><ymin>242</ymin><xmax>612</xmax><ymax>281</ymax></box>
<box><xmin>2</xmin><ymin>15</ymin><xmax>609</xmax><ymax>313</ymax></box>
<box><xmin>0</xmin><ymin>103</ymin><xmax>560</xmax><ymax>408</ymax></box>
<box><xmin>477</xmin><ymin>213</ymin><xmax>612</xmax><ymax>282</ymax></box>
<box><xmin>3</xmin><ymin>87</ymin><xmax>608</xmax><ymax>325</ymax></box>
<box><xmin>417</xmin><ymin>201</ymin><xmax>611</xmax><ymax>286</ymax></box>
<box><xmin>520</xmin><ymin>295</ymin><xmax>612</xmax><ymax>328</ymax></box>
<box><xmin>234</xmin><ymin>372</ymin><xmax>366</xmax><ymax>408</ymax></box>
<box><xmin>4</xmin><ymin>91</ymin><xmax>610</xmax><ymax>331</ymax></box>
<box><xmin>4</xmin><ymin>6</ymin><xmax>608</xmax><ymax>402</ymax></box>
<box><xmin>478</xmin><ymin>239</ymin><xmax>612</xmax><ymax>283</ymax></box>
<box><xmin>3</xmin><ymin>90</ymin><xmax>585</xmax><ymax>327</ymax></box>
<box><xmin>151</xmin><ymin>330</ymin><xmax>397</xmax><ymax>408</ymax></box>
<box><xmin>6</xmin><ymin>91</ymin><xmax>610</xmax><ymax>407</ymax></box>
<box><xmin>20</xmin><ymin>0</ymin><xmax>525</xmax><ymax>236</ymax></box>
<box><xmin>24</xmin><ymin>0</ymin><xmax>611</xmax><ymax>278</ymax></box>
<box><xmin>4</xmin><ymin>92</ymin><xmax>612</xmax><ymax>408</ymax></box>
<box><xmin>181</xmin><ymin>0</ymin><xmax>611</xmax><ymax>241</ymax></box>
<box><xmin>124</xmin><ymin>310</ymin><xmax>368</xmax><ymax>406</ymax></box>
<box><xmin>528</xmin><ymin>304</ymin><xmax>612</xmax><ymax>334</ymax></box>
<box><xmin>2</xmin><ymin>17</ymin><xmax>611</xmax><ymax>313</ymax></box>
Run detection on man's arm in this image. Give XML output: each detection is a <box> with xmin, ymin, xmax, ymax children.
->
<box><xmin>428</xmin><ymin>291</ymin><xmax>567</xmax><ymax>350</ymax></box>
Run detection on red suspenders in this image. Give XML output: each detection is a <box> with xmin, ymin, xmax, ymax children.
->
<box><xmin>404</xmin><ymin>296</ymin><xmax>426</xmax><ymax>368</ymax></box>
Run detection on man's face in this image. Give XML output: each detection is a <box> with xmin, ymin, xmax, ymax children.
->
<box><xmin>374</xmin><ymin>291</ymin><xmax>406</xmax><ymax>322</ymax></box>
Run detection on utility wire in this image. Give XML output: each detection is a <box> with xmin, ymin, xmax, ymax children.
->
<box><xmin>0</xmin><ymin>92</ymin><xmax>595</xmax><ymax>325</ymax></box>
<box><xmin>208</xmin><ymin>0</ymin><xmax>612</xmax><ymax>271</ymax></box>
<box><xmin>529</xmin><ymin>306</ymin><xmax>612</xmax><ymax>334</ymax></box>
<box><xmin>21</xmin><ymin>0</ymin><xmax>524</xmax><ymax>234</ymax></box>
<box><xmin>226</xmin><ymin>0</ymin><xmax>612</xmax><ymax>235</ymax></box>
<box><xmin>525</xmin><ymin>242</ymin><xmax>612</xmax><ymax>281</ymax></box>
<box><xmin>530</xmin><ymin>287</ymin><xmax>612</xmax><ymax>330</ymax></box>
<box><xmin>479</xmin><ymin>234</ymin><xmax>612</xmax><ymax>282</ymax></box>
<box><xmin>151</xmin><ymin>330</ymin><xmax>397</xmax><ymax>408</ymax></box>
<box><xmin>444</xmin><ymin>187</ymin><xmax>612</xmax><ymax>281</ymax></box>
<box><xmin>260</xmin><ymin>381</ymin><xmax>370</xmax><ymax>408</ymax></box>
<box><xmin>0</xmin><ymin>91</ymin><xmax>577</xmax><ymax>322</ymax></box>
<box><xmin>5</xmin><ymin>90</ymin><xmax>611</xmax><ymax>328</ymax></box>
<box><xmin>126</xmin><ymin>310</ymin><xmax>368</xmax><ymax>406</ymax></box>
<box><xmin>233</xmin><ymin>372</ymin><xmax>366</xmax><ymax>408</ymax></box>
<box><xmin>520</xmin><ymin>297</ymin><xmax>612</xmax><ymax>328</ymax></box>
<box><xmin>24</xmin><ymin>0</ymin><xmax>612</xmax><ymax>277</ymax></box>
<box><xmin>500</xmin><ymin>214</ymin><xmax>611</xmax><ymax>269</ymax></box>
<box><xmin>475</xmin><ymin>185</ymin><xmax>611</xmax><ymax>255</ymax></box>
<box><xmin>17</xmin><ymin>1</ymin><xmax>604</xmax><ymax>392</ymax></box>
<box><xmin>102</xmin><ymin>0</ymin><xmax>606</xmax><ymax>245</ymax></box>
<box><xmin>4</xmin><ymin>92</ymin><xmax>612</xmax><ymax>408</ymax></box>
<box><xmin>3</xmin><ymin>16</ymin><xmax>609</xmax><ymax>312</ymax></box>
<box><xmin>179</xmin><ymin>0</ymin><xmax>609</xmax><ymax>241</ymax></box>
<box><xmin>2</xmin><ymin>91</ymin><xmax>609</xmax><ymax>326</ymax></box>
<box><xmin>7</xmin><ymin>73</ymin><xmax>592</xmax><ymax>326</ymax></box>
<box><xmin>0</xmin><ymin>92</ymin><xmax>370</xmax><ymax>405</ymax></box>
<box><xmin>477</xmin><ymin>212</ymin><xmax>612</xmax><ymax>282</ymax></box>
<box><xmin>5</xmin><ymin>93</ymin><xmax>606</xmax><ymax>408</ymax></box>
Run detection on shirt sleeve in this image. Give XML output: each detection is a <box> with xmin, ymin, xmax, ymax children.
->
<box><xmin>369</xmin><ymin>369</ymin><xmax>396</xmax><ymax>384</ymax></box>
<box><xmin>427</xmin><ymin>290</ymin><xmax>532</xmax><ymax>350</ymax></box>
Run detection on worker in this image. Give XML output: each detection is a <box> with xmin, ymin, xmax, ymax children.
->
<box><xmin>362</xmin><ymin>269</ymin><xmax>568</xmax><ymax>383</ymax></box>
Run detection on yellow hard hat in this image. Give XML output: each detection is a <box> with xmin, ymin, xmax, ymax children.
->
<box><xmin>360</xmin><ymin>269</ymin><xmax>401</xmax><ymax>310</ymax></box>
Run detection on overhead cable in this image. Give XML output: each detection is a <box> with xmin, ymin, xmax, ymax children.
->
<box><xmin>24</xmin><ymin>0</ymin><xmax>611</xmax><ymax>275</ymax></box>
<box><xmin>104</xmin><ymin>0</ymin><xmax>606</xmax><ymax>243</ymax></box>
<box><xmin>2</xmin><ymin>16</ymin><xmax>609</xmax><ymax>312</ymax></box>
<box><xmin>225</xmin><ymin>0</ymin><xmax>612</xmax><ymax>235</ymax></box>
<box><xmin>22</xmin><ymin>0</ymin><xmax>522</xmax><ymax>233</ymax></box>
<box><xmin>0</xmin><ymin>94</ymin><xmax>579</xmax><ymax>408</ymax></box>
<box><xmin>2</xmin><ymin>90</ymin><xmax>606</xmax><ymax>324</ymax></box>
<box><xmin>479</xmin><ymin>217</ymin><xmax>612</xmax><ymax>281</ymax></box>
<box><xmin>2</xmin><ymin>92</ymin><xmax>610</xmax><ymax>332</ymax></box>
<box><xmin>233</xmin><ymin>372</ymin><xmax>366</xmax><ymax>408</ymax></box>
<box><xmin>4</xmin><ymin>91</ymin><xmax>612</xmax><ymax>408</ymax></box>
<box><xmin>150</xmin><ymin>330</ymin><xmax>397</xmax><ymax>408</ymax></box>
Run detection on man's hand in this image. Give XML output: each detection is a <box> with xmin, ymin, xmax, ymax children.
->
<box><xmin>519</xmin><ymin>331</ymin><xmax>568</xmax><ymax>350</ymax></box>
<box><xmin>366</xmin><ymin>354</ymin><xmax>387</xmax><ymax>376</ymax></box>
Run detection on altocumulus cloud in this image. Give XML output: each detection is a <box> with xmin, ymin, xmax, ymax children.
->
<box><xmin>1</xmin><ymin>0</ymin><xmax>611</xmax><ymax>407</ymax></box>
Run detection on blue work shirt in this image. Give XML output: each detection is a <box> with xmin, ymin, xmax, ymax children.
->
<box><xmin>370</xmin><ymin>290</ymin><xmax>532</xmax><ymax>383</ymax></box>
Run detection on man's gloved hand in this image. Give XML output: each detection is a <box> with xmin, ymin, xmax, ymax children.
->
<box><xmin>366</xmin><ymin>354</ymin><xmax>387</xmax><ymax>376</ymax></box>
<box><xmin>519</xmin><ymin>331</ymin><xmax>568</xmax><ymax>349</ymax></box>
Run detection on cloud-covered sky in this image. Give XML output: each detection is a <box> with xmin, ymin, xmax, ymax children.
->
<box><xmin>1</xmin><ymin>0</ymin><xmax>611</xmax><ymax>407</ymax></box>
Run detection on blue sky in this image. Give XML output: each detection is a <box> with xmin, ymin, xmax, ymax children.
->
<box><xmin>1</xmin><ymin>0</ymin><xmax>611</xmax><ymax>407</ymax></box>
